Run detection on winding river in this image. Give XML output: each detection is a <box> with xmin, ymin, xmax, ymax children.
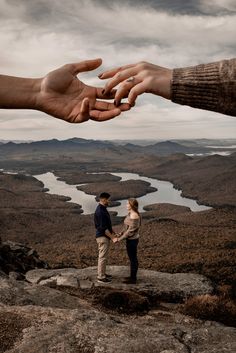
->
<box><xmin>34</xmin><ymin>172</ymin><xmax>210</xmax><ymax>216</ymax></box>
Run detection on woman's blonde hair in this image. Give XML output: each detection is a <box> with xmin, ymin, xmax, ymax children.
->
<box><xmin>128</xmin><ymin>198</ymin><xmax>141</xmax><ymax>219</ymax></box>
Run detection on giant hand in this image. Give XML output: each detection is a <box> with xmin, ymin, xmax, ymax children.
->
<box><xmin>37</xmin><ymin>58</ymin><xmax>130</xmax><ymax>122</ymax></box>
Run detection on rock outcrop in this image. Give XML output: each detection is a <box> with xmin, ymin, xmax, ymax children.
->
<box><xmin>0</xmin><ymin>274</ymin><xmax>236</xmax><ymax>353</ymax></box>
<box><xmin>0</xmin><ymin>242</ymin><xmax>235</xmax><ymax>353</ymax></box>
<box><xmin>25</xmin><ymin>266</ymin><xmax>214</xmax><ymax>302</ymax></box>
<box><xmin>0</xmin><ymin>237</ymin><xmax>48</xmax><ymax>276</ymax></box>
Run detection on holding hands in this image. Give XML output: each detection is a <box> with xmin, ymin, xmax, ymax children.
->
<box><xmin>112</xmin><ymin>234</ymin><xmax>121</xmax><ymax>243</ymax></box>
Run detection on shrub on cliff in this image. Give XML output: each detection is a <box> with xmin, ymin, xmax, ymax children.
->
<box><xmin>182</xmin><ymin>293</ymin><xmax>236</xmax><ymax>327</ymax></box>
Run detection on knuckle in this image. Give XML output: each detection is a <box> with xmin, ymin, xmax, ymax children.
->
<box><xmin>146</xmin><ymin>76</ymin><xmax>154</xmax><ymax>84</ymax></box>
<box><xmin>142</xmin><ymin>69</ymin><xmax>150</xmax><ymax>77</ymax></box>
<box><xmin>122</xmin><ymin>82</ymin><xmax>131</xmax><ymax>89</ymax></box>
<box><xmin>62</xmin><ymin>63</ymin><xmax>71</xmax><ymax>71</ymax></box>
<box><xmin>129</xmin><ymin>91</ymin><xmax>137</xmax><ymax>101</ymax></box>
<box><xmin>115</xmin><ymin>72</ymin><xmax>122</xmax><ymax>80</ymax></box>
<box><xmin>138</xmin><ymin>61</ymin><xmax>148</xmax><ymax>70</ymax></box>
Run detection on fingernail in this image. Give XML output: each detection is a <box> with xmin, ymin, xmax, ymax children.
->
<box><xmin>98</xmin><ymin>74</ymin><xmax>103</xmax><ymax>78</ymax></box>
<box><xmin>115</xmin><ymin>100</ymin><xmax>121</xmax><ymax>107</ymax></box>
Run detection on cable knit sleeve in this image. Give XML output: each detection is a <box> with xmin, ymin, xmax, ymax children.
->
<box><xmin>171</xmin><ymin>58</ymin><xmax>236</xmax><ymax>117</ymax></box>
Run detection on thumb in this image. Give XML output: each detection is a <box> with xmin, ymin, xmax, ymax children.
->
<box><xmin>69</xmin><ymin>58</ymin><xmax>102</xmax><ymax>75</ymax></box>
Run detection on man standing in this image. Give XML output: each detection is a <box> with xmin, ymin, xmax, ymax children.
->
<box><xmin>94</xmin><ymin>192</ymin><xmax>115</xmax><ymax>283</ymax></box>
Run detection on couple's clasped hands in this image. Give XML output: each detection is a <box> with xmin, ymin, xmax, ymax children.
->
<box><xmin>112</xmin><ymin>234</ymin><xmax>120</xmax><ymax>243</ymax></box>
<box><xmin>37</xmin><ymin>58</ymin><xmax>172</xmax><ymax>123</ymax></box>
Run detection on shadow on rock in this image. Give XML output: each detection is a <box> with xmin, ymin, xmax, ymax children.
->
<box><xmin>92</xmin><ymin>288</ymin><xmax>150</xmax><ymax>315</ymax></box>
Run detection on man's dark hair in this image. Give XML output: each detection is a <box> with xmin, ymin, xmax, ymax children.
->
<box><xmin>99</xmin><ymin>192</ymin><xmax>111</xmax><ymax>200</ymax></box>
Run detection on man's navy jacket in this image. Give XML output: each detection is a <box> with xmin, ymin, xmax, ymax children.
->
<box><xmin>94</xmin><ymin>203</ymin><xmax>113</xmax><ymax>239</ymax></box>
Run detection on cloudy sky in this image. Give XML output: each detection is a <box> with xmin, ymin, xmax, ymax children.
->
<box><xmin>0</xmin><ymin>0</ymin><xmax>236</xmax><ymax>141</ymax></box>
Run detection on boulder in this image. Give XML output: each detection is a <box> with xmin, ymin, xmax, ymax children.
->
<box><xmin>56</xmin><ymin>274</ymin><xmax>79</xmax><ymax>288</ymax></box>
<box><xmin>0</xmin><ymin>240</ymin><xmax>48</xmax><ymax>276</ymax></box>
<box><xmin>0</xmin><ymin>276</ymin><xmax>83</xmax><ymax>309</ymax></box>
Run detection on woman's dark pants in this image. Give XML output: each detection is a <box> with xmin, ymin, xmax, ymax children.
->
<box><xmin>126</xmin><ymin>239</ymin><xmax>139</xmax><ymax>280</ymax></box>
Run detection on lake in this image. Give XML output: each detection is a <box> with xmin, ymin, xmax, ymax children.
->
<box><xmin>34</xmin><ymin>172</ymin><xmax>210</xmax><ymax>216</ymax></box>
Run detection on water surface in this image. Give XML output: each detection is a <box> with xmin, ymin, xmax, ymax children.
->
<box><xmin>35</xmin><ymin>172</ymin><xmax>210</xmax><ymax>216</ymax></box>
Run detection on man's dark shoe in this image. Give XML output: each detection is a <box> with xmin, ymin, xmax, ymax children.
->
<box><xmin>123</xmin><ymin>277</ymin><xmax>137</xmax><ymax>284</ymax></box>
<box><xmin>105</xmin><ymin>274</ymin><xmax>112</xmax><ymax>280</ymax></box>
<box><xmin>97</xmin><ymin>277</ymin><xmax>112</xmax><ymax>283</ymax></box>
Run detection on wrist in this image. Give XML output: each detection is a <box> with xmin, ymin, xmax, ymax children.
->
<box><xmin>0</xmin><ymin>75</ymin><xmax>42</xmax><ymax>110</ymax></box>
<box><xmin>156</xmin><ymin>68</ymin><xmax>172</xmax><ymax>100</ymax></box>
<box><xmin>32</xmin><ymin>78</ymin><xmax>43</xmax><ymax>110</ymax></box>
<box><xmin>166</xmin><ymin>69</ymin><xmax>173</xmax><ymax>100</ymax></box>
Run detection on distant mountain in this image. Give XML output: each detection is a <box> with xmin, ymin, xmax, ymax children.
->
<box><xmin>0</xmin><ymin>138</ymin><xmax>125</xmax><ymax>159</ymax></box>
<box><xmin>0</xmin><ymin>138</ymin><xmax>235</xmax><ymax>207</ymax></box>
<box><xmin>111</xmin><ymin>139</ymin><xmax>162</xmax><ymax>146</ymax></box>
<box><xmin>0</xmin><ymin>139</ymin><xmax>33</xmax><ymax>144</ymax></box>
<box><xmin>0</xmin><ymin>138</ymin><xmax>235</xmax><ymax>160</ymax></box>
<box><xmin>144</xmin><ymin>152</ymin><xmax>236</xmax><ymax>207</ymax></box>
<box><xmin>66</xmin><ymin>137</ymin><xmax>97</xmax><ymax>144</ymax></box>
<box><xmin>123</xmin><ymin>140</ymin><xmax>209</xmax><ymax>155</ymax></box>
<box><xmin>173</xmin><ymin>138</ymin><xmax>236</xmax><ymax>148</ymax></box>
<box><xmin>145</xmin><ymin>141</ymin><xmax>193</xmax><ymax>154</ymax></box>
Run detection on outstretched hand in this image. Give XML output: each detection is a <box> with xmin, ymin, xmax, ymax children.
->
<box><xmin>36</xmin><ymin>58</ymin><xmax>130</xmax><ymax>123</ymax></box>
<box><xmin>99</xmin><ymin>61</ymin><xmax>172</xmax><ymax>107</ymax></box>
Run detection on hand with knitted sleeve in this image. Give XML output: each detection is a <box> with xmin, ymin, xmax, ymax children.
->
<box><xmin>118</xmin><ymin>217</ymin><xmax>140</xmax><ymax>241</ymax></box>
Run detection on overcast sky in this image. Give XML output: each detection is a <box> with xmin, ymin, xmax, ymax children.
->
<box><xmin>0</xmin><ymin>0</ymin><xmax>236</xmax><ymax>141</ymax></box>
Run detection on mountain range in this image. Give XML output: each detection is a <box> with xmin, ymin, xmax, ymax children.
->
<box><xmin>0</xmin><ymin>137</ymin><xmax>234</xmax><ymax>157</ymax></box>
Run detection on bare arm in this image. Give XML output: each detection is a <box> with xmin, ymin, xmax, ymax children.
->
<box><xmin>0</xmin><ymin>75</ymin><xmax>41</xmax><ymax>110</ymax></box>
<box><xmin>0</xmin><ymin>58</ymin><xmax>130</xmax><ymax>123</ymax></box>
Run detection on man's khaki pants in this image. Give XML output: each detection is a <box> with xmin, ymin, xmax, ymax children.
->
<box><xmin>96</xmin><ymin>236</ymin><xmax>110</xmax><ymax>279</ymax></box>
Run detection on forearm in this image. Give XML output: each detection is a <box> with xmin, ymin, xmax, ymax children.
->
<box><xmin>118</xmin><ymin>233</ymin><xmax>128</xmax><ymax>241</ymax></box>
<box><xmin>118</xmin><ymin>228</ymin><xmax>135</xmax><ymax>241</ymax></box>
<box><xmin>171</xmin><ymin>58</ymin><xmax>236</xmax><ymax>117</ymax></box>
<box><xmin>0</xmin><ymin>75</ymin><xmax>41</xmax><ymax>110</ymax></box>
<box><xmin>105</xmin><ymin>230</ymin><xmax>114</xmax><ymax>239</ymax></box>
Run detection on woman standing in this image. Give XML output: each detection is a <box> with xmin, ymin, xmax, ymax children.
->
<box><xmin>113</xmin><ymin>198</ymin><xmax>141</xmax><ymax>284</ymax></box>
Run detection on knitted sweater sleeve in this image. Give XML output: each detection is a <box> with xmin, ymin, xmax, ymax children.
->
<box><xmin>119</xmin><ymin>218</ymin><xmax>140</xmax><ymax>241</ymax></box>
<box><xmin>171</xmin><ymin>58</ymin><xmax>236</xmax><ymax>117</ymax></box>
